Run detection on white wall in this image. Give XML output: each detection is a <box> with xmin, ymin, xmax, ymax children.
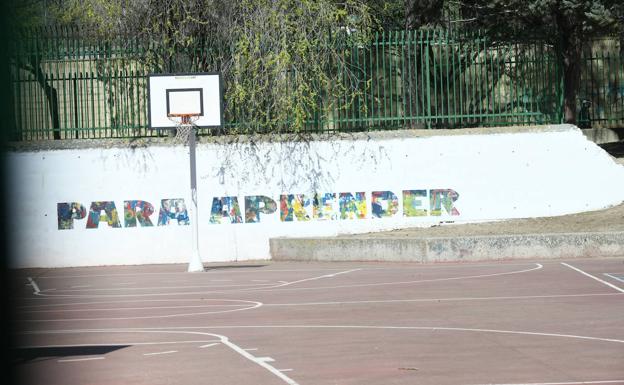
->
<box><xmin>8</xmin><ymin>124</ymin><xmax>624</xmax><ymax>268</ymax></box>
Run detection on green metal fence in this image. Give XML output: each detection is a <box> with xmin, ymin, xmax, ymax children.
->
<box><xmin>7</xmin><ymin>26</ymin><xmax>623</xmax><ymax>141</ymax></box>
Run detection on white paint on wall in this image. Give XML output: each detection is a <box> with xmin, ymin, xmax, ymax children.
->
<box><xmin>7</xmin><ymin>124</ymin><xmax>624</xmax><ymax>268</ymax></box>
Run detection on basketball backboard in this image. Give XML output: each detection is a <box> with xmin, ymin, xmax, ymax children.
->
<box><xmin>147</xmin><ymin>73</ymin><xmax>222</xmax><ymax>130</ymax></box>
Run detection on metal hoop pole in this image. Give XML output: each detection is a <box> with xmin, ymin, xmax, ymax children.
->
<box><xmin>186</xmin><ymin>123</ymin><xmax>203</xmax><ymax>272</ymax></box>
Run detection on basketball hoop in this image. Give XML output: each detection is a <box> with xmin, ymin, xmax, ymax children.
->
<box><xmin>168</xmin><ymin>113</ymin><xmax>200</xmax><ymax>144</ymax></box>
<box><xmin>148</xmin><ymin>73</ymin><xmax>223</xmax><ymax>273</ymax></box>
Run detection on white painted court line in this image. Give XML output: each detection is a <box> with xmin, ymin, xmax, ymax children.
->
<box><xmin>264</xmin><ymin>292</ymin><xmax>623</xmax><ymax>308</ymax></box>
<box><xmin>20</xmin><ymin>340</ymin><xmax>220</xmax><ymax>349</ymax></box>
<box><xmin>20</xmin><ymin>329</ymin><xmax>300</xmax><ymax>385</ymax></box>
<box><xmin>244</xmin><ymin>348</ymin><xmax>258</xmax><ymax>351</ymax></box>
<box><xmin>19</xmin><ymin>300</ymin><xmax>263</xmax><ymax>322</ymax></box>
<box><xmin>143</xmin><ymin>350</ymin><xmax>178</xmax><ymax>356</ymax></box>
<box><xmin>258</xmin><ymin>356</ymin><xmax>275</xmax><ymax>362</ymax></box>
<box><xmin>17</xmin><ymin>298</ymin><xmax>253</xmax><ymax>309</ymax></box>
<box><xmin>561</xmin><ymin>263</ymin><xmax>624</xmax><ymax>293</ymax></box>
<box><xmin>24</xmin><ymin>263</ymin><xmax>543</xmax><ymax>299</ymax></box>
<box><xmin>26</xmin><ymin>277</ymin><xmax>41</xmax><ymax>295</ymax></box>
<box><xmin>279</xmin><ymin>369</ymin><xmax>294</xmax><ymax>372</ymax></box>
<box><xmin>468</xmin><ymin>380</ymin><xmax>624</xmax><ymax>385</ymax></box>
<box><xmin>251</xmin><ymin>263</ymin><xmax>543</xmax><ymax>293</ymax></box>
<box><xmin>19</xmin><ymin>303</ymin><xmax>254</xmax><ymax>314</ymax></box>
<box><xmin>199</xmin><ymin>343</ymin><xmax>219</xmax><ymax>348</ymax></box>
<box><xmin>604</xmin><ymin>273</ymin><xmax>624</xmax><ymax>284</ymax></box>
<box><xmin>58</xmin><ymin>356</ymin><xmax>105</xmax><ymax>363</ymax></box>
<box><xmin>49</xmin><ymin>282</ymin><xmax>277</xmax><ymax>293</ymax></box>
<box><xmin>27</xmin><ymin>325</ymin><xmax>624</xmax><ymax>345</ymax></box>
<box><xmin>276</xmin><ymin>269</ymin><xmax>361</xmax><ymax>288</ymax></box>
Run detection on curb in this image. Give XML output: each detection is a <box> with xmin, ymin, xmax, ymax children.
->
<box><xmin>270</xmin><ymin>231</ymin><xmax>624</xmax><ymax>262</ymax></box>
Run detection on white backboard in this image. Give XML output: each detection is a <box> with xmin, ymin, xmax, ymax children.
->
<box><xmin>148</xmin><ymin>73</ymin><xmax>222</xmax><ymax>129</ymax></box>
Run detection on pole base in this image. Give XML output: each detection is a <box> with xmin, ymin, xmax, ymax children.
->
<box><xmin>187</xmin><ymin>252</ymin><xmax>204</xmax><ymax>272</ymax></box>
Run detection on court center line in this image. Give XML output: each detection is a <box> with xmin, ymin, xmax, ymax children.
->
<box><xmin>604</xmin><ymin>273</ymin><xmax>624</xmax><ymax>284</ymax></box>
<box><xmin>199</xmin><ymin>343</ymin><xmax>219</xmax><ymax>348</ymax></box>
<box><xmin>561</xmin><ymin>263</ymin><xmax>624</xmax><ymax>293</ymax></box>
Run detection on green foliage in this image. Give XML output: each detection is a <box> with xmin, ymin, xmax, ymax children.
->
<box><xmin>223</xmin><ymin>0</ymin><xmax>373</xmax><ymax>134</ymax></box>
<box><xmin>459</xmin><ymin>0</ymin><xmax>621</xmax><ymax>40</ymax></box>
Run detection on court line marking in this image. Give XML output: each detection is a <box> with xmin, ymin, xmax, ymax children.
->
<box><xmin>16</xmin><ymin>298</ymin><xmax>255</xmax><ymax>309</ymax></box>
<box><xmin>26</xmin><ymin>325</ymin><xmax>624</xmax><ymax>345</ymax></box>
<box><xmin>46</xmin><ymin>282</ymin><xmax>277</xmax><ymax>293</ymax></box>
<box><xmin>468</xmin><ymin>381</ymin><xmax>624</xmax><ymax>385</ymax></box>
<box><xmin>561</xmin><ymin>263</ymin><xmax>624</xmax><ymax>293</ymax></box>
<box><xmin>26</xmin><ymin>264</ymin><xmax>542</xmax><ymax>299</ymax></box>
<box><xmin>26</xmin><ymin>329</ymin><xmax>299</xmax><ymax>385</ymax></box>
<box><xmin>274</xmin><ymin>269</ymin><xmax>361</xmax><ymax>288</ymax></box>
<box><xmin>58</xmin><ymin>356</ymin><xmax>105</xmax><ymax>363</ymax></box>
<box><xmin>19</xmin><ymin>300</ymin><xmax>263</xmax><ymax>322</ymax></box>
<box><xmin>18</xmin><ymin>303</ymin><xmax>253</xmax><ymax>314</ymax></box>
<box><xmin>199</xmin><ymin>343</ymin><xmax>219</xmax><ymax>349</ymax></box>
<box><xmin>604</xmin><ymin>273</ymin><xmax>624</xmax><ymax>284</ymax></box>
<box><xmin>25</xmin><ymin>261</ymin><xmax>548</xmax><ymax>280</ymax></box>
<box><xmin>26</xmin><ymin>277</ymin><xmax>41</xmax><ymax>295</ymax></box>
<box><xmin>264</xmin><ymin>292</ymin><xmax>623</xmax><ymax>307</ymax></box>
<box><xmin>247</xmin><ymin>263</ymin><xmax>543</xmax><ymax>293</ymax></box>
<box><xmin>144</xmin><ymin>350</ymin><xmax>177</xmax><ymax>356</ymax></box>
<box><xmin>18</xmin><ymin>340</ymin><xmax>220</xmax><ymax>348</ymax></box>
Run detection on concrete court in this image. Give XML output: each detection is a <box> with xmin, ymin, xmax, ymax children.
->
<box><xmin>9</xmin><ymin>258</ymin><xmax>624</xmax><ymax>385</ymax></box>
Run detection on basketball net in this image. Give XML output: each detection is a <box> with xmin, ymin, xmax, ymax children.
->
<box><xmin>168</xmin><ymin>114</ymin><xmax>200</xmax><ymax>144</ymax></box>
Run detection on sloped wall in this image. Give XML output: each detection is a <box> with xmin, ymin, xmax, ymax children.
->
<box><xmin>8</xmin><ymin>124</ymin><xmax>624</xmax><ymax>268</ymax></box>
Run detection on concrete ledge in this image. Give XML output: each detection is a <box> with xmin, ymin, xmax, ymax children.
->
<box><xmin>270</xmin><ymin>231</ymin><xmax>624</xmax><ymax>262</ymax></box>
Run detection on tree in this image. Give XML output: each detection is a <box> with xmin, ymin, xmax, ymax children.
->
<box><xmin>36</xmin><ymin>0</ymin><xmax>374</xmax><ymax>135</ymax></box>
<box><xmin>458</xmin><ymin>0</ymin><xmax>622</xmax><ymax>124</ymax></box>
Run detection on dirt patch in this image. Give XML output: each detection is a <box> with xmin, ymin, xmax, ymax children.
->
<box><xmin>353</xmin><ymin>202</ymin><xmax>624</xmax><ymax>239</ymax></box>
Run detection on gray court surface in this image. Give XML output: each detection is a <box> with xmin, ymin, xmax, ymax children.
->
<box><xmin>9</xmin><ymin>258</ymin><xmax>624</xmax><ymax>385</ymax></box>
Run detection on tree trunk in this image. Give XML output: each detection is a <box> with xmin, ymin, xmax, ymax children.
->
<box><xmin>31</xmin><ymin>57</ymin><xmax>61</xmax><ymax>139</ymax></box>
<box><xmin>561</xmin><ymin>43</ymin><xmax>582</xmax><ymax>125</ymax></box>
<box><xmin>405</xmin><ymin>0</ymin><xmax>418</xmax><ymax>30</ymax></box>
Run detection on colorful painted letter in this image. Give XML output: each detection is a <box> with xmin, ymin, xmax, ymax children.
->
<box><xmin>430</xmin><ymin>189</ymin><xmax>460</xmax><ymax>216</ymax></box>
<box><xmin>86</xmin><ymin>201</ymin><xmax>122</xmax><ymax>229</ymax></box>
<box><xmin>371</xmin><ymin>191</ymin><xmax>399</xmax><ymax>218</ymax></box>
<box><xmin>280</xmin><ymin>194</ymin><xmax>311</xmax><ymax>222</ymax></box>
<box><xmin>313</xmin><ymin>193</ymin><xmax>337</xmax><ymax>220</ymax></box>
<box><xmin>339</xmin><ymin>192</ymin><xmax>367</xmax><ymax>220</ymax></box>
<box><xmin>210</xmin><ymin>197</ymin><xmax>243</xmax><ymax>224</ymax></box>
<box><xmin>57</xmin><ymin>202</ymin><xmax>87</xmax><ymax>230</ymax></box>
<box><xmin>403</xmin><ymin>190</ymin><xmax>428</xmax><ymax>217</ymax></box>
<box><xmin>124</xmin><ymin>200</ymin><xmax>155</xmax><ymax>227</ymax></box>
<box><xmin>244</xmin><ymin>195</ymin><xmax>277</xmax><ymax>223</ymax></box>
<box><xmin>158</xmin><ymin>199</ymin><xmax>190</xmax><ymax>225</ymax></box>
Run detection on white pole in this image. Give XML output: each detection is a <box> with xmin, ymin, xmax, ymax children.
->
<box><xmin>187</xmin><ymin>124</ymin><xmax>204</xmax><ymax>272</ymax></box>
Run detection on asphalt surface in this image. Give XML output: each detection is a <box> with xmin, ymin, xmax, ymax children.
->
<box><xmin>8</xmin><ymin>258</ymin><xmax>624</xmax><ymax>385</ymax></box>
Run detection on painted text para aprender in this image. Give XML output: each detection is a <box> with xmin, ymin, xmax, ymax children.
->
<box><xmin>57</xmin><ymin>189</ymin><xmax>459</xmax><ymax>230</ymax></box>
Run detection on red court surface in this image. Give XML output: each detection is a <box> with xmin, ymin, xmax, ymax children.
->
<box><xmin>9</xmin><ymin>258</ymin><xmax>624</xmax><ymax>385</ymax></box>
